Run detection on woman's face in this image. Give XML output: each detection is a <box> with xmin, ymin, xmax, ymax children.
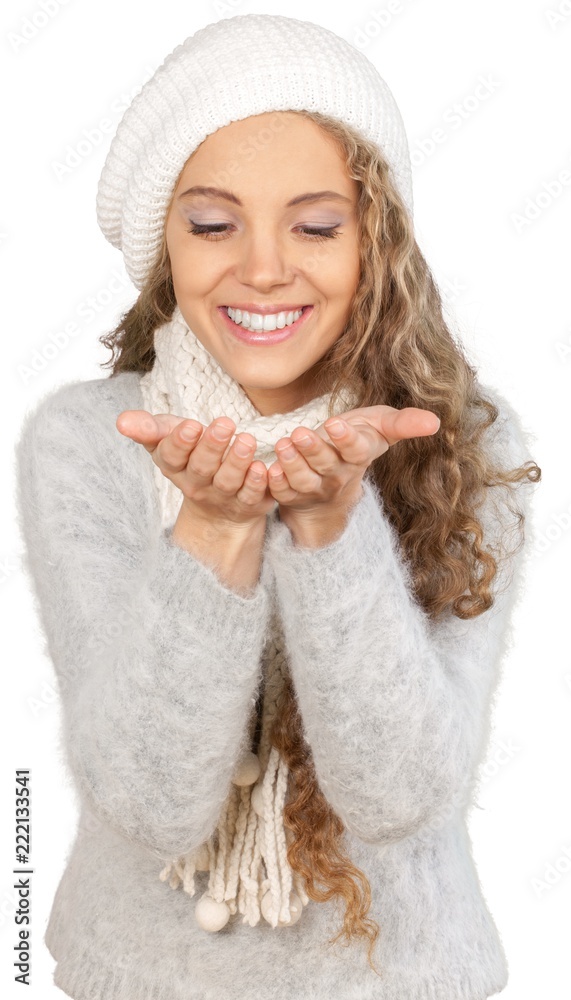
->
<box><xmin>165</xmin><ymin>112</ymin><xmax>361</xmax><ymax>415</ymax></box>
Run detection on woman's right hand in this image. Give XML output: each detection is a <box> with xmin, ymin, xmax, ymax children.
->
<box><xmin>116</xmin><ymin>410</ymin><xmax>276</xmax><ymax>527</ymax></box>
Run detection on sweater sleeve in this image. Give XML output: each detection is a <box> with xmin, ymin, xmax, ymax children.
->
<box><xmin>13</xmin><ymin>379</ymin><xmax>271</xmax><ymax>862</ymax></box>
<box><xmin>264</xmin><ymin>392</ymin><xmax>538</xmax><ymax>846</ymax></box>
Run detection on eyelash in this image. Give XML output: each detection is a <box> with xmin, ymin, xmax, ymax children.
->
<box><xmin>186</xmin><ymin>223</ymin><xmax>342</xmax><ymax>243</ymax></box>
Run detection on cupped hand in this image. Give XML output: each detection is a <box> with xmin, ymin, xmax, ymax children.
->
<box><xmin>267</xmin><ymin>404</ymin><xmax>441</xmax><ymax>515</ymax></box>
<box><xmin>116</xmin><ymin>410</ymin><xmax>277</xmax><ymax>528</ymax></box>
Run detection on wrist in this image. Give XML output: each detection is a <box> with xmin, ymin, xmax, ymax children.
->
<box><xmin>278</xmin><ymin>484</ymin><xmax>364</xmax><ymax>548</ymax></box>
<box><xmin>176</xmin><ymin>496</ymin><xmax>267</xmax><ymax>541</ymax></box>
<box><xmin>278</xmin><ymin>483</ymin><xmax>364</xmax><ymax>523</ymax></box>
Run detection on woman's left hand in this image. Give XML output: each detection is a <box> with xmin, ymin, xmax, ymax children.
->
<box><xmin>268</xmin><ymin>404</ymin><xmax>441</xmax><ymax>515</ymax></box>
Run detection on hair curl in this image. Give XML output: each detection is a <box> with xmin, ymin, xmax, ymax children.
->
<box><xmin>98</xmin><ymin>109</ymin><xmax>541</xmax><ymax>977</ymax></box>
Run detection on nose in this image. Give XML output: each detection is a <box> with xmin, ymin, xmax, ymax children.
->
<box><xmin>234</xmin><ymin>226</ymin><xmax>294</xmax><ymax>290</ymax></box>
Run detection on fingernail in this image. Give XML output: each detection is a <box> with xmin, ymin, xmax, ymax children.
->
<box><xmin>327</xmin><ymin>420</ymin><xmax>346</xmax><ymax>437</ymax></box>
<box><xmin>235</xmin><ymin>438</ymin><xmax>252</xmax><ymax>457</ymax></box>
<box><xmin>180</xmin><ymin>423</ymin><xmax>198</xmax><ymax>441</ymax></box>
<box><xmin>212</xmin><ymin>421</ymin><xmax>233</xmax><ymax>440</ymax></box>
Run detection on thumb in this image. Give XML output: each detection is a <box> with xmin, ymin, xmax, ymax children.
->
<box><xmin>379</xmin><ymin>406</ymin><xmax>441</xmax><ymax>447</ymax></box>
<box><xmin>336</xmin><ymin>405</ymin><xmax>441</xmax><ymax>448</ymax></box>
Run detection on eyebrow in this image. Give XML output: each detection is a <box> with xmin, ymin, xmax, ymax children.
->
<box><xmin>177</xmin><ymin>185</ymin><xmax>353</xmax><ymax>208</ymax></box>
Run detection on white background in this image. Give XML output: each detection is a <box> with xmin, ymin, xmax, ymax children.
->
<box><xmin>1</xmin><ymin>0</ymin><xmax>570</xmax><ymax>997</ymax></box>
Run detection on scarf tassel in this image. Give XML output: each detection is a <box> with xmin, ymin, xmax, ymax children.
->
<box><xmin>159</xmin><ymin>745</ymin><xmax>310</xmax><ymax>932</ymax></box>
<box><xmin>158</xmin><ymin>617</ymin><xmax>310</xmax><ymax>933</ymax></box>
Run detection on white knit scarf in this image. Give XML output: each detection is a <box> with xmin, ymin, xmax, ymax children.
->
<box><xmin>139</xmin><ymin>304</ymin><xmax>357</xmax><ymax>933</ymax></box>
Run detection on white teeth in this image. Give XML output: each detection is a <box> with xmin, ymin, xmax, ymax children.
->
<box><xmin>249</xmin><ymin>313</ymin><xmax>264</xmax><ymax>332</ymax></box>
<box><xmin>226</xmin><ymin>307</ymin><xmax>303</xmax><ymax>332</ymax></box>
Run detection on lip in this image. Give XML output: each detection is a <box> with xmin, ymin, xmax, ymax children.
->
<box><xmin>217</xmin><ymin>305</ymin><xmax>313</xmax><ymax>344</ymax></box>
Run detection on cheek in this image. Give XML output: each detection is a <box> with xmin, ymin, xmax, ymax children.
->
<box><xmin>309</xmin><ymin>248</ymin><xmax>349</xmax><ymax>291</ymax></box>
<box><xmin>167</xmin><ymin>237</ymin><xmax>216</xmax><ymax>291</ymax></box>
<box><xmin>330</xmin><ymin>244</ymin><xmax>361</xmax><ymax>302</ymax></box>
<box><xmin>328</xmin><ymin>251</ymin><xmax>360</xmax><ymax>319</ymax></box>
<box><xmin>344</xmin><ymin>242</ymin><xmax>362</xmax><ymax>296</ymax></box>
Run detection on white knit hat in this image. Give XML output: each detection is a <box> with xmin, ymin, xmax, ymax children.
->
<box><xmin>96</xmin><ymin>12</ymin><xmax>414</xmax><ymax>290</ymax></box>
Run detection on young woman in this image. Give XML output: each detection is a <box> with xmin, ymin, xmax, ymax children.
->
<box><xmin>15</xmin><ymin>13</ymin><xmax>541</xmax><ymax>1000</ymax></box>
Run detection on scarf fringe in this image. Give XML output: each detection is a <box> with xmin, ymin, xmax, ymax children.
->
<box><xmin>158</xmin><ymin>616</ymin><xmax>310</xmax><ymax>932</ymax></box>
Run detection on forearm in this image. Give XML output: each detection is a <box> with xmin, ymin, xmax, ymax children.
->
<box><xmin>15</xmin><ymin>390</ymin><xmax>272</xmax><ymax>859</ymax></box>
<box><xmin>266</xmin><ymin>477</ymin><xmax>511</xmax><ymax>845</ymax></box>
<box><xmin>59</xmin><ymin>523</ymin><xmax>271</xmax><ymax>859</ymax></box>
<box><xmin>171</xmin><ymin>497</ymin><xmax>267</xmax><ymax>595</ymax></box>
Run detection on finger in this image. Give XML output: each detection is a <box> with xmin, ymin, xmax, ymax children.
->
<box><xmin>116</xmin><ymin>410</ymin><xmax>200</xmax><ymax>453</ymax></box>
<box><xmin>236</xmin><ymin>461</ymin><xmax>270</xmax><ymax>504</ymax></box>
<box><xmin>267</xmin><ymin>462</ymin><xmax>300</xmax><ymax>501</ymax></box>
<box><xmin>380</xmin><ymin>407</ymin><xmax>441</xmax><ymax>446</ymax></box>
<box><xmin>181</xmin><ymin>418</ymin><xmax>237</xmax><ymax>481</ymax></box>
<box><xmin>155</xmin><ymin>420</ymin><xmax>208</xmax><ymax>473</ymax></box>
<box><xmin>274</xmin><ymin>438</ymin><xmax>323</xmax><ymax>489</ymax></box>
<box><xmin>211</xmin><ymin>434</ymin><xmax>260</xmax><ymax>494</ymax></box>
<box><xmin>291</xmin><ymin>422</ymin><xmax>370</xmax><ymax>473</ymax></box>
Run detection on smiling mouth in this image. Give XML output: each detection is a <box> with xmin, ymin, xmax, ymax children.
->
<box><xmin>223</xmin><ymin>305</ymin><xmax>310</xmax><ymax>333</ymax></box>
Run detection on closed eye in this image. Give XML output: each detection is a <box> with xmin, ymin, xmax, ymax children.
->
<box><xmin>186</xmin><ymin>223</ymin><xmax>342</xmax><ymax>243</ymax></box>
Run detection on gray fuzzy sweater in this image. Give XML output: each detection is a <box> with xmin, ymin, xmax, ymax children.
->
<box><xmin>14</xmin><ymin>370</ymin><xmax>535</xmax><ymax>1000</ymax></box>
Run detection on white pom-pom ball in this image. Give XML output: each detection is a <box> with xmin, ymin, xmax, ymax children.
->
<box><xmin>279</xmin><ymin>891</ymin><xmax>303</xmax><ymax>926</ymax></box>
<box><xmin>232</xmin><ymin>751</ymin><xmax>261</xmax><ymax>787</ymax></box>
<box><xmin>195</xmin><ymin>892</ymin><xmax>231</xmax><ymax>932</ymax></box>
<box><xmin>251</xmin><ymin>782</ymin><xmax>265</xmax><ymax>816</ymax></box>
